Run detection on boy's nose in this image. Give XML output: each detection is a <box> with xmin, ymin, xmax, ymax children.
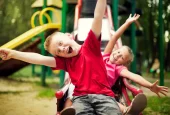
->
<box><xmin>62</xmin><ymin>47</ymin><xmax>66</xmax><ymax>53</ymax></box>
<box><xmin>58</xmin><ymin>46</ymin><xmax>64</xmax><ymax>53</ymax></box>
<box><xmin>63</xmin><ymin>47</ymin><xmax>65</xmax><ymax>51</ymax></box>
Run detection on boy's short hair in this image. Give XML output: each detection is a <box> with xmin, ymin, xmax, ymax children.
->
<box><xmin>44</xmin><ymin>31</ymin><xmax>58</xmax><ymax>51</ymax></box>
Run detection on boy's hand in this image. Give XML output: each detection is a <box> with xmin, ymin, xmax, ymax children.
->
<box><xmin>0</xmin><ymin>48</ymin><xmax>12</xmax><ymax>60</ymax></box>
<box><xmin>150</xmin><ymin>80</ymin><xmax>169</xmax><ymax>97</ymax></box>
<box><xmin>126</xmin><ymin>14</ymin><xmax>140</xmax><ymax>24</ymax></box>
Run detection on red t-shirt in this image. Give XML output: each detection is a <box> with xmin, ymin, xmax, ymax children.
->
<box><xmin>53</xmin><ymin>30</ymin><xmax>114</xmax><ymax>97</ymax></box>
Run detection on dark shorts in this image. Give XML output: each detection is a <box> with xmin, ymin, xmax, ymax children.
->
<box><xmin>72</xmin><ymin>94</ymin><xmax>121</xmax><ymax>115</ymax></box>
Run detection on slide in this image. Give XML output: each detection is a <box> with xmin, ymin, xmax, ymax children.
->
<box><xmin>0</xmin><ymin>23</ymin><xmax>61</xmax><ymax>77</ymax></box>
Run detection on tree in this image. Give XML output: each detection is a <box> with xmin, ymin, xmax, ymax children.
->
<box><xmin>0</xmin><ymin>0</ymin><xmax>34</xmax><ymax>45</ymax></box>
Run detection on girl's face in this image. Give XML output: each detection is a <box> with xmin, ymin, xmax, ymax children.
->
<box><xmin>109</xmin><ymin>46</ymin><xmax>130</xmax><ymax>65</ymax></box>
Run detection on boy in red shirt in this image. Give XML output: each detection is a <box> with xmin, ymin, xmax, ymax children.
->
<box><xmin>0</xmin><ymin>0</ymin><xmax>121</xmax><ymax>114</ymax></box>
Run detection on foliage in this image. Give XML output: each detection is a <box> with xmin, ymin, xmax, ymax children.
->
<box><xmin>66</xmin><ymin>4</ymin><xmax>75</xmax><ymax>33</ymax></box>
<box><xmin>143</xmin><ymin>96</ymin><xmax>170</xmax><ymax>115</ymax></box>
<box><xmin>0</xmin><ymin>0</ymin><xmax>34</xmax><ymax>45</ymax></box>
<box><xmin>118</xmin><ymin>0</ymin><xmax>170</xmax><ymax>71</ymax></box>
<box><xmin>1</xmin><ymin>0</ymin><xmax>170</xmax><ymax>71</ymax></box>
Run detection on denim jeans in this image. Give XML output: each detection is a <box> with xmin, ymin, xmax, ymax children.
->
<box><xmin>72</xmin><ymin>94</ymin><xmax>121</xmax><ymax>115</ymax></box>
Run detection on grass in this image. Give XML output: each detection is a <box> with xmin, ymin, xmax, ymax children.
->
<box><xmin>10</xmin><ymin>65</ymin><xmax>59</xmax><ymax>82</ymax></box>
<box><xmin>9</xmin><ymin>65</ymin><xmax>41</xmax><ymax>78</ymax></box>
<box><xmin>8</xmin><ymin>65</ymin><xmax>60</xmax><ymax>99</ymax></box>
<box><xmin>143</xmin><ymin>96</ymin><xmax>170</xmax><ymax>115</ymax></box>
<box><xmin>7</xmin><ymin>66</ymin><xmax>170</xmax><ymax>114</ymax></box>
<box><xmin>37</xmin><ymin>88</ymin><xmax>56</xmax><ymax>99</ymax></box>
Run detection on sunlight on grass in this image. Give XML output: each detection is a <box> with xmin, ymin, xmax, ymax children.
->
<box><xmin>10</xmin><ymin>65</ymin><xmax>40</xmax><ymax>78</ymax></box>
<box><xmin>9</xmin><ymin>65</ymin><xmax>60</xmax><ymax>85</ymax></box>
<box><xmin>37</xmin><ymin>88</ymin><xmax>55</xmax><ymax>99</ymax></box>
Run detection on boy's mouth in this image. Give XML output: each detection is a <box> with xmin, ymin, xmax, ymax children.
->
<box><xmin>68</xmin><ymin>46</ymin><xmax>73</xmax><ymax>54</ymax></box>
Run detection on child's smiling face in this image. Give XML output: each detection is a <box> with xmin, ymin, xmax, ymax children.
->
<box><xmin>109</xmin><ymin>46</ymin><xmax>130</xmax><ymax>65</ymax></box>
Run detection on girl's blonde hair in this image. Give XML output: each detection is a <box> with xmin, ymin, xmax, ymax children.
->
<box><xmin>123</xmin><ymin>46</ymin><xmax>134</xmax><ymax>66</ymax></box>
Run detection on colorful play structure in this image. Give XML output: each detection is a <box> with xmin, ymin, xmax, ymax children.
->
<box><xmin>0</xmin><ymin>0</ymin><xmax>64</xmax><ymax>86</ymax></box>
<box><xmin>0</xmin><ymin>0</ymin><xmax>166</xmax><ymax>114</ymax></box>
<box><xmin>0</xmin><ymin>0</ymin><xmax>165</xmax><ymax>89</ymax></box>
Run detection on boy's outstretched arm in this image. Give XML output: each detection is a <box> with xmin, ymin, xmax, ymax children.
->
<box><xmin>91</xmin><ymin>0</ymin><xmax>106</xmax><ymax>39</ymax></box>
<box><xmin>104</xmin><ymin>14</ymin><xmax>140</xmax><ymax>54</ymax></box>
<box><xmin>0</xmin><ymin>48</ymin><xmax>56</xmax><ymax>67</ymax></box>
<box><xmin>120</xmin><ymin>69</ymin><xmax>169</xmax><ymax>97</ymax></box>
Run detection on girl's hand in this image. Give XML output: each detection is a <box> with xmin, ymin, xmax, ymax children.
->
<box><xmin>126</xmin><ymin>14</ymin><xmax>140</xmax><ymax>24</ymax></box>
<box><xmin>150</xmin><ymin>80</ymin><xmax>169</xmax><ymax>97</ymax></box>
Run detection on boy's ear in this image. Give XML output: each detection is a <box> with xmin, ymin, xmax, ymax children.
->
<box><xmin>65</xmin><ymin>33</ymin><xmax>71</xmax><ymax>36</ymax></box>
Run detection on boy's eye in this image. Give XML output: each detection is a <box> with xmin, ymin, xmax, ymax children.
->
<box><xmin>58</xmin><ymin>50</ymin><xmax>61</xmax><ymax>53</ymax></box>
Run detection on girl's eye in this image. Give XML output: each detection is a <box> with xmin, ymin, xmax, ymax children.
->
<box><xmin>118</xmin><ymin>51</ymin><xmax>120</xmax><ymax>53</ymax></box>
<box><xmin>59</xmin><ymin>42</ymin><xmax>62</xmax><ymax>46</ymax></box>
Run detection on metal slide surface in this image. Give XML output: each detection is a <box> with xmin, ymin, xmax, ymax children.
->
<box><xmin>0</xmin><ymin>23</ymin><xmax>61</xmax><ymax>77</ymax></box>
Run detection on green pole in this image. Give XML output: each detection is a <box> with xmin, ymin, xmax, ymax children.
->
<box><xmin>158</xmin><ymin>0</ymin><xmax>164</xmax><ymax>86</ymax></box>
<box><xmin>32</xmin><ymin>8</ymin><xmax>38</xmax><ymax>76</ymax></box>
<box><xmin>41</xmin><ymin>0</ymin><xmax>47</xmax><ymax>86</ymax></box>
<box><xmin>47</xmin><ymin>11</ymin><xmax>53</xmax><ymax>77</ymax></box>
<box><xmin>60</xmin><ymin>0</ymin><xmax>67</xmax><ymax>87</ymax></box>
<box><xmin>112</xmin><ymin>0</ymin><xmax>118</xmax><ymax>30</ymax></box>
<box><xmin>130</xmin><ymin>0</ymin><xmax>137</xmax><ymax>73</ymax></box>
<box><xmin>62</xmin><ymin>0</ymin><xmax>67</xmax><ymax>32</ymax></box>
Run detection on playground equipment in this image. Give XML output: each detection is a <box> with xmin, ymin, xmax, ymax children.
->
<box><xmin>0</xmin><ymin>0</ymin><xmax>62</xmax><ymax>84</ymax></box>
<box><xmin>0</xmin><ymin>0</ymin><xmax>70</xmax><ymax>86</ymax></box>
<box><xmin>158</xmin><ymin>0</ymin><xmax>164</xmax><ymax>86</ymax></box>
<box><xmin>0</xmin><ymin>23</ymin><xmax>61</xmax><ymax>75</ymax></box>
<box><xmin>0</xmin><ymin>0</ymin><xmax>68</xmax><ymax>86</ymax></box>
<box><xmin>55</xmin><ymin>0</ymin><xmax>144</xmax><ymax>115</ymax></box>
<box><xmin>30</xmin><ymin>5</ymin><xmax>62</xmax><ymax>86</ymax></box>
